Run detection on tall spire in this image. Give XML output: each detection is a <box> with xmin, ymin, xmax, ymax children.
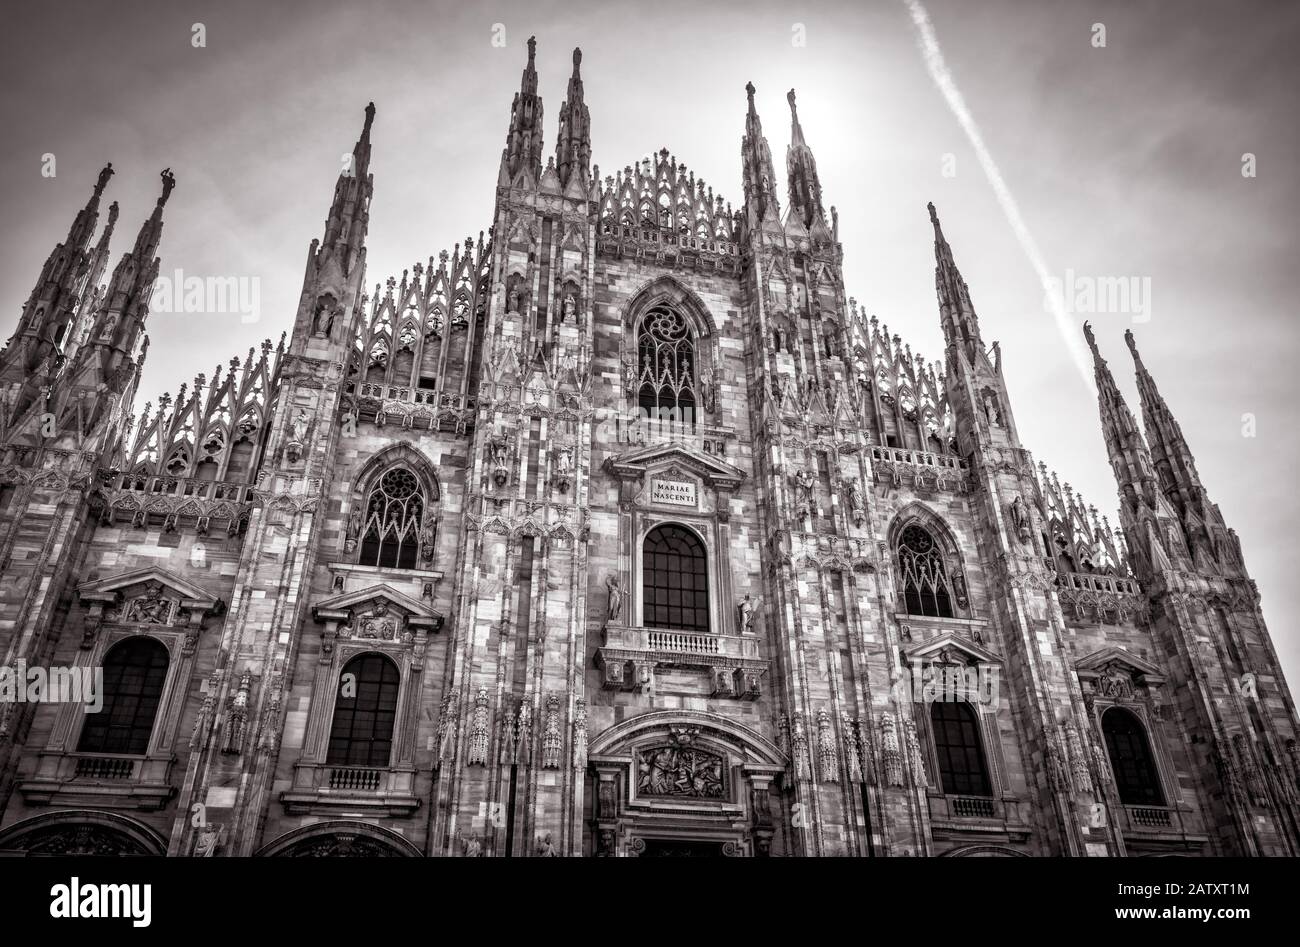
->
<box><xmin>320</xmin><ymin>102</ymin><xmax>375</xmax><ymax>277</ymax></box>
<box><xmin>784</xmin><ymin>89</ymin><xmax>827</xmax><ymax>234</ymax></box>
<box><xmin>740</xmin><ymin>82</ymin><xmax>779</xmax><ymax>224</ymax></box>
<box><xmin>555</xmin><ymin>47</ymin><xmax>591</xmax><ymax>189</ymax></box>
<box><xmin>929</xmin><ymin>202</ymin><xmax>982</xmax><ymax>359</ymax></box>
<box><xmin>1125</xmin><ymin>329</ymin><xmax>1204</xmax><ymax>506</ymax></box>
<box><xmin>1084</xmin><ymin>322</ymin><xmax>1159</xmax><ymax>511</ymax></box>
<box><xmin>502</xmin><ymin>36</ymin><xmax>544</xmax><ymax>183</ymax></box>
<box><xmin>1</xmin><ymin>163</ymin><xmax>115</xmax><ymax>373</ymax></box>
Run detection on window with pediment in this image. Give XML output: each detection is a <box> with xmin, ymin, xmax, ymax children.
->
<box><xmin>931</xmin><ymin>701</ymin><xmax>991</xmax><ymax>797</ymax></box>
<box><xmin>1102</xmin><ymin>707</ymin><xmax>1164</xmax><ymax>806</ymax></box>
<box><xmin>77</xmin><ymin>638</ymin><xmax>170</xmax><ymax>755</ymax></box>
<box><xmin>643</xmin><ymin>524</ymin><xmax>709</xmax><ymax>633</ymax></box>
<box><xmin>636</xmin><ymin>306</ymin><xmax>697</xmax><ymax>427</ymax></box>
<box><xmin>358</xmin><ymin>467</ymin><xmax>425</xmax><ymax>570</ymax></box>
<box><xmin>326</xmin><ymin>653</ymin><xmax>401</xmax><ymax>767</ymax></box>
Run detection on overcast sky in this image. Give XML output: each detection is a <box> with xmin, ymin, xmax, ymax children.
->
<box><xmin>2</xmin><ymin>0</ymin><xmax>1297</xmax><ymax>686</ymax></box>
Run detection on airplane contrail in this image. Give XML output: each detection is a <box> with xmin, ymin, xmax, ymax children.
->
<box><xmin>901</xmin><ymin>0</ymin><xmax>1096</xmax><ymax>393</ymax></box>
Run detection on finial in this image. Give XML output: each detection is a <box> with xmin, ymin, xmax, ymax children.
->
<box><xmin>573</xmin><ymin>47</ymin><xmax>582</xmax><ymax>71</ymax></box>
<box><xmin>364</xmin><ymin>101</ymin><xmax>376</xmax><ymax>132</ymax></box>
<box><xmin>787</xmin><ymin>88</ymin><xmax>798</xmax><ymax>123</ymax></box>
<box><xmin>527</xmin><ymin>35</ymin><xmax>536</xmax><ymax>64</ymax></box>
<box><xmin>1124</xmin><ymin>328</ymin><xmax>1143</xmax><ymax>365</ymax></box>
<box><xmin>927</xmin><ymin>201</ymin><xmax>938</xmax><ymax>225</ymax></box>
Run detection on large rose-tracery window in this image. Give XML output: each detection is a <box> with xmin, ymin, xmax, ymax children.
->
<box><xmin>358</xmin><ymin>467</ymin><xmax>425</xmax><ymax>570</ymax></box>
<box><xmin>897</xmin><ymin>523</ymin><xmax>955</xmax><ymax>618</ymax></box>
<box><xmin>636</xmin><ymin>305</ymin><xmax>697</xmax><ymax>426</ymax></box>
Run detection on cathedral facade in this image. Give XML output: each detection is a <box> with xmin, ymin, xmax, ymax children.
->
<box><xmin>0</xmin><ymin>40</ymin><xmax>1296</xmax><ymax>858</ymax></box>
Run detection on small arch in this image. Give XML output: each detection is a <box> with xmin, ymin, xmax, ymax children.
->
<box><xmin>354</xmin><ymin>441</ymin><xmax>441</xmax><ymax>503</ymax></box>
<box><xmin>623</xmin><ymin>275</ymin><xmax>717</xmax><ymax>340</ymax></box>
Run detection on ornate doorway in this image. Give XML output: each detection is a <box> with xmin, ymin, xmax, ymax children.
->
<box><xmin>634</xmin><ymin>838</ymin><xmax>727</xmax><ymax>857</ymax></box>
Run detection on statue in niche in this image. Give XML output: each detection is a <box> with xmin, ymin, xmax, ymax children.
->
<box><xmin>845</xmin><ymin>478</ymin><xmax>865</xmax><ymax>525</ymax></box>
<box><xmin>737</xmin><ymin>594</ymin><xmax>756</xmax><ymax>634</ymax></box>
<box><xmin>622</xmin><ymin>353</ymin><xmax>638</xmax><ymax>395</ymax></box>
<box><xmin>507</xmin><ymin>286</ymin><xmax>521</xmax><ymax>313</ymax></box>
<box><xmin>488</xmin><ymin>433</ymin><xmax>511</xmax><ymax>486</ymax></box>
<box><xmin>793</xmin><ymin>468</ymin><xmax>815</xmax><ymax>516</ymax></box>
<box><xmin>126</xmin><ymin>582</ymin><xmax>170</xmax><ymax>624</ymax></box>
<box><xmin>606</xmin><ymin>574</ymin><xmax>623</xmax><ymax>623</ymax></box>
<box><xmin>313</xmin><ymin>297</ymin><xmax>342</xmax><ymax>338</ymax></box>
<box><xmin>344</xmin><ymin>506</ymin><xmax>362</xmax><ymax>553</ymax></box>
<box><xmin>420</xmin><ymin>514</ymin><xmax>437</xmax><ymax>562</ymax></box>
<box><xmin>561</xmin><ymin>293</ymin><xmax>576</xmax><ymax>324</ymax></box>
<box><xmin>462</xmin><ymin>835</ymin><xmax>483</xmax><ymax>857</ymax></box>
<box><xmin>537</xmin><ymin>834</ymin><xmax>558</xmax><ymax>857</ymax></box>
<box><xmin>699</xmin><ymin>366</ymin><xmax>715</xmax><ymax>413</ymax></box>
<box><xmin>982</xmin><ymin>389</ymin><xmax>1003</xmax><ymax>427</ymax></box>
<box><xmin>555</xmin><ymin>446</ymin><xmax>573</xmax><ymax>474</ymax></box>
<box><xmin>1009</xmin><ymin>495</ymin><xmax>1031</xmax><ymax>543</ymax></box>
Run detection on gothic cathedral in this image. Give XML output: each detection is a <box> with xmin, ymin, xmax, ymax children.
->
<box><xmin>1</xmin><ymin>41</ymin><xmax>1296</xmax><ymax>858</ymax></box>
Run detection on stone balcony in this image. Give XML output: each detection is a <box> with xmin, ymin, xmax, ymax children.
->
<box><xmin>869</xmin><ymin>446</ymin><xmax>968</xmax><ymax>493</ymax></box>
<box><xmin>347</xmin><ymin>381</ymin><xmax>475</xmax><ymax>433</ymax></box>
<box><xmin>18</xmin><ymin>751</ymin><xmax>176</xmax><ymax>811</ymax></box>
<box><xmin>280</xmin><ymin>761</ymin><xmax>420</xmax><ymax>817</ymax></box>
<box><xmin>595</xmin><ymin>623</ymin><xmax>767</xmax><ymax>699</ymax></box>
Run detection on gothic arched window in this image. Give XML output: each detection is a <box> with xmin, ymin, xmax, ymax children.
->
<box><xmin>358</xmin><ymin>467</ymin><xmax>425</xmax><ymax>570</ymax></box>
<box><xmin>931</xmin><ymin>702</ymin><xmax>991</xmax><ymax>796</ymax></box>
<box><xmin>897</xmin><ymin>523</ymin><xmax>955</xmax><ymax>618</ymax></box>
<box><xmin>1102</xmin><ymin>707</ymin><xmax>1164</xmax><ymax>806</ymax></box>
<box><xmin>77</xmin><ymin>637</ymin><xmax>170</xmax><ymax>755</ymax></box>
<box><xmin>636</xmin><ymin>305</ymin><xmax>697</xmax><ymax>427</ymax></box>
<box><xmin>642</xmin><ymin>524</ymin><xmax>709</xmax><ymax>633</ymax></box>
<box><xmin>326</xmin><ymin>653</ymin><xmax>401</xmax><ymax>767</ymax></box>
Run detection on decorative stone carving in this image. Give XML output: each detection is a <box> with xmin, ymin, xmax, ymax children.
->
<box><xmin>537</xmin><ymin>833</ymin><xmax>559</xmax><ymax>857</ymax></box>
<box><xmin>880</xmin><ymin>712</ymin><xmax>904</xmax><ymax>787</ymax></box>
<box><xmin>285</xmin><ymin>409</ymin><xmax>311</xmax><ymax>464</ymax></box>
<box><xmin>435</xmin><ymin>692</ymin><xmax>459</xmax><ymax>767</ymax></box>
<box><xmin>222</xmin><ymin>670</ymin><xmax>252</xmax><ymax>755</ymax></box>
<box><xmin>121</xmin><ymin>581</ymin><xmax>174</xmax><ymax>625</ymax></box>
<box><xmin>542</xmin><ymin>693</ymin><xmax>562</xmax><ymax>769</ymax></box>
<box><xmin>466</xmin><ymin>688</ymin><xmax>490</xmax><ymax>766</ymax></box>
<box><xmin>487</xmin><ymin>432</ymin><xmax>511</xmax><ymax>487</ymax></box>
<box><xmin>1065</xmin><ymin>722</ymin><xmax>1092</xmax><ymax>793</ymax></box>
<box><xmin>904</xmin><ymin>714</ymin><xmax>927</xmax><ymax>787</ymax></box>
<box><xmin>790</xmin><ymin>712</ymin><xmax>809</xmax><ymax>780</ymax></box>
<box><xmin>573</xmin><ymin>697</ymin><xmax>588</xmax><ymax>770</ymax></box>
<box><xmin>816</xmin><ymin>709</ymin><xmax>837</xmax><ymax>782</ymax></box>
<box><xmin>356</xmin><ymin>600</ymin><xmax>398</xmax><ymax>640</ymax></box>
<box><xmin>791</xmin><ymin>468</ymin><xmax>815</xmax><ymax>520</ymax></box>
<box><xmin>844</xmin><ymin>477</ymin><xmax>865</xmax><ymax>527</ymax></box>
<box><xmin>636</xmin><ymin>732</ymin><xmax>724</xmax><ymax>799</ymax></box>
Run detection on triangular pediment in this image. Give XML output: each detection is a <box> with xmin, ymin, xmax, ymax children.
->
<box><xmin>605</xmin><ymin>442</ymin><xmax>745</xmax><ymax>489</ymax></box>
<box><xmin>78</xmin><ymin>567</ymin><xmax>219</xmax><ymax>609</ymax></box>
<box><xmin>313</xmin><ymin>583</ymin><xmax>437</xmax><ymax>621</ymax></box>
<box><xmin>903</xmin><ymin>631</ymin><xmax>1001</xmax><ymax>666</ymax></box>
<box><xmin>1074</xmin><ymin>646</ymin><xmax>1163</xmax><ymax>681</ymax></box>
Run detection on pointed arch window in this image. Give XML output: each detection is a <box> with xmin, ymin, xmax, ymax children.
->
<box><xmin>636</xmin><ymin>305</ymin><xmax>697</xmax><ymax>427</ymax></box>
<box><xmin>77</xmin><ymin>637</ymin><xmax>170</xmax><ymax>755</ymax></box>
<box><xmin>931</xmin><ymin>702</ymin><xmax>991</xmax><ymax>796</ymax></box>
<box><xmin>326</xmin><ymin>653</ymin><xmax>401</xmax><ymax>767</ymax></box>
<box><xmin>1102</xmin><ymin>707</ymin><xmax>1164</xmax><ymax>806</ymax></box>
<box><xmin>897</xmin><ymin>523</ymin><xmax>955</xmax><ymax>618</ymax></box>
<box><xmin>358</xmin><ymin>467</ymin><xmax>425</xmax><ymax>570</ymax></box>
<box><xmin>642</xmin><ymin>524</ymin><xmax>709</xmax><ymax>632</ymax></box>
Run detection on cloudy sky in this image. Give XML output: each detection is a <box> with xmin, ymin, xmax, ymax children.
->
<box><xmin>2</xmin><ymin>0</ymin><xmax>1297</xmax><ymax>684</ymax></box>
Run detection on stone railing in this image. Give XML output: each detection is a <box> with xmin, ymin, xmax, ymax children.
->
<box><xmin>100</xmin><ymin>470</ymin><xmax>254</xmax><ymax>503</ymax></box>
<box><xmin>596</xmin><ymin>221</ymin><xmax>739</xmax><ymax>259</ymax></box>
<box><xmin>1125</xmin><ymin>805</ymin><xmax>1173</xmax><ymax>829</ymax></box>
<box><xmin>280</xmin><ymin>761</ymin><xmax>419</xmax><ymax>817</ymax></box>
<box><xmin>870</xmin><ymin>446</ymin><xmax>967</xmax><ymax>492</ymax></box>
<box><xmin>596</xmin><ymin>623</ymin><xmax>767</xmax><ymax>699</ymax></box>
<box><xmin>73</xmin><ymin>756</ymin><xmax>136</xmax><ymax>780</ymax></box>
<box><xmin>327</xmin><ymin>766</ymin><xmax>383</xmax><ymax>792</ymax></box>
<box><xmin>19</xmin><ymin>752</ymin><xmax>175</xmax><ymax>810</ymax></box>
<box><xmin>1056</xmin><ymin>571</ymin><xmax>1141</xmax><ymax>596</ymax></box>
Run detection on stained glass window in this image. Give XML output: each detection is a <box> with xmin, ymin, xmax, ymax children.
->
<box><xmin>898</xmin><ymin>523</ymin><xmax>954</xmax><ymax>618</ymax></box>
<box><xmin>359</xmin><ymin>467</ymin><xmax>425</xmax><ymax>570</ymax></box>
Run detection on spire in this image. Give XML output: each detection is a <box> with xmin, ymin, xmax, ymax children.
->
<box><xmin>2</xmin><ymin>163</ymin><xmax>116</xmax><ymax>369</ymax></box>
<box><xmin>503</xmin><ymin>36</ymin><xmax>544</xmax><ymax>183</ymax></box>
<box><xmin>1125</xmin><ymin>329</ymin><xmax>1209</xmax><ymax>510</ymax></box>
<box><xmin>928</xmin><ymin>202</ymin><xmax>982</xmax><ymax>358</ymax></box>
<box><xmin>555</xmin><ymin>47</ymin><xmax>591</xmax><ymax>189</ymax></box>
<box><xmin>740</xmin><ymin>82</ymin><xmax>780</xmax><ymax>223</ymax></box>
<box><xmin>785</xmin><ymin>89</ymin><xmax>827</xmax><ymax>233</ymax></box>
<box><xmin>1084</xmin><ymin>322</ymin><xmax>1159</xmax><ymax>509</ymax></box>
<box><xmin>320</xmin><ymin>103</ymin><xmax>375</xmax><ymax>277</ymax></box>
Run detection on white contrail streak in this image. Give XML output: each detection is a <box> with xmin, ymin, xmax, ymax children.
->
<box><xmin>902</xmin><ymin>0</ymin><xmax>1095</xmax><ymax>392</ymax></box>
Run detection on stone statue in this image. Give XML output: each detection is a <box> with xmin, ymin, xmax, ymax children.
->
<box><xmin>845</xmin><ymin>478</ymin><xmax>865</xmax><ymax>525</ymax></box>
<box><xmin>463</xmin><ymin>835</ymin><xmax>482</xmax><ymax>857</ymax></box>
<box><xmin>420</xmin><ymin>514</ymin><xmax>437</xmax><ymax>562</ymax></box>
<box><xmin>606</xmin><ymin>574</ymin><xmax>623</xmax><ymax>622</ymax></box>
<box><xmin>507</xmin><ymin>286</ymin><xmax>520</xmax><ymax>313</ymax></box>
<box><xmin>622</xmin><ymin>354</ymin><xmax>637</xmax><ymax>395</ymax></box>
<box><xmin>537</xmin><ymin>833</ymin><xmax>558</xmax><ymax>857</ymax></box>
<box><xmin>562</xmin><ymin>294</ymin><xmax>576</xmax><ymax>323</ymax></box>
<box><xmin>1009</xmin><ymin>495</ymin><xmax>1030</xmax><ymax>542</ymax></box>
<box><xmin>793</xmin><ymin>468</ymin><xmax>815</xmax><ymax>516</ymax></box>
<box><xmin>737</xmin><ymin>594</ymin><xmax>756</xmax><ymax>633</ymax></box>
<box><xmin>556</xmin><ymin>446</ymin><xmax>573</xmax><ymax>474</ymax></box>
<box><xmin>345</xmin><ymin>506</ymin><xmax>362</xmax><ymax>552</ymax></box>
